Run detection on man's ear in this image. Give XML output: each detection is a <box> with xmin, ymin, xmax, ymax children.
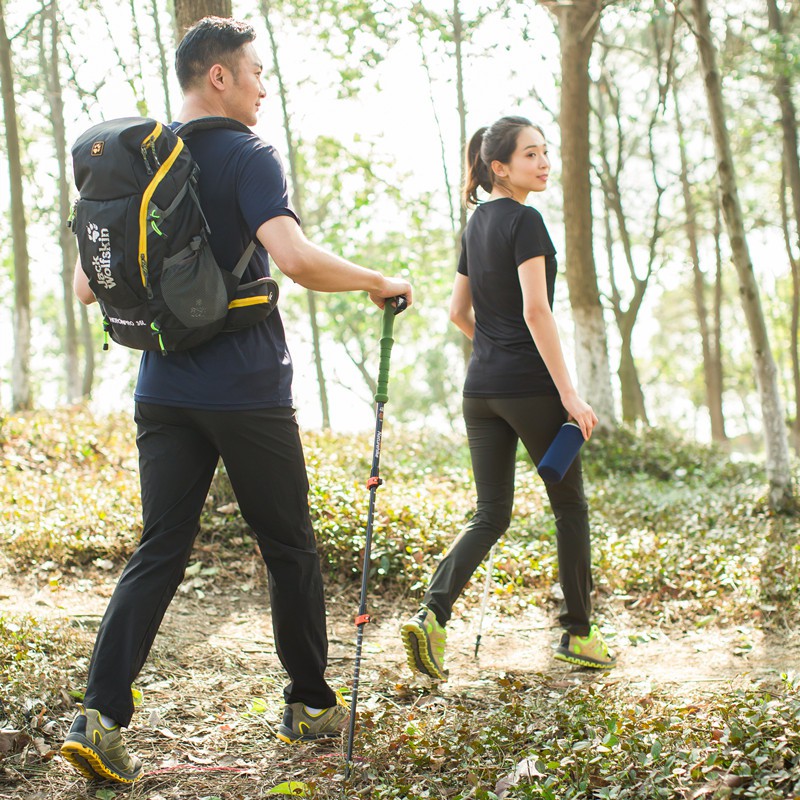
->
<box><xmin>491</xmin><ymin>160</ymin><xmax>508</xmax><ymax>178</ymax></box>
<box><xmin>208</xmin><ymin>63</ymin><xmax>226</xmax><ymax>91</ymax></box>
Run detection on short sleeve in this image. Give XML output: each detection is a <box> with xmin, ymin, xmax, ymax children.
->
<box><xmin>457</xmin><ymin>232</ymin><xmax>468</xmax><ymax>275</ymax></box>
<box><xmin>514</xmin><ymin>206</ymin><xmax>556</xmax><ymax>267</ymax></box>
<box><xmin>235</xmin><ymin>138</ymin><xmax>300</xmax><ymax>238</ymax></box>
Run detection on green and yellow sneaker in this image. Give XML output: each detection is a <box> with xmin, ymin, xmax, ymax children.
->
<box><xmin>401</xmin><ymin>605</ymin><xmax>448</xmax><ymax>681</ymax></box>
<box><xmin>554</xmin><ymin>624</ymin><xmax>617</xmax><ymax>669</ymax></box>
<box><xmin>276</xmin><ymin>691</ymin><xmax>350</xmax><ymax>744</ymax></box>
<box><xmin>60</xmin><ymin>707</ymin><xmax>142</xmax><ymax>783</ymax></box>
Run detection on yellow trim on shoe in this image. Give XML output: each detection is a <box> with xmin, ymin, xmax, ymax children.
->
<box><xmin>60</xmin><ymin>740</ymin><xmax>141</xmax><ymax>784</ymax></box>
<box><xmin>400</xmin><ymin>620</ymin><xmax>448</xmax><ymax>681</ymax></box>
<box><xmin>553</xmin><ymin>650</ymin><xmax>616</xmax><ymax>670</ymax></box>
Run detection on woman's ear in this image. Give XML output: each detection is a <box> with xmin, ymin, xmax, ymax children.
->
<box><xmin>491</xmin><ymin>160</ymin><xmax>508</xmax><ymax>178</ymax></box>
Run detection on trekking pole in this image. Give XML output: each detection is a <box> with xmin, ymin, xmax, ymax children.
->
<box><xmin>474</xmin><ymin>544</ymin><xmax>497</xmax><ymax>659</ymax></box>
<box><xmin>344</xmin><ymin>295</ymin><xmax>407</xmax><ymax>782</ymax></box>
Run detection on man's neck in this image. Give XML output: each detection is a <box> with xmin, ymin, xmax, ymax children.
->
<box><xmin>175</xmin><ymin>96</ymin><xmax>224</xmax><ymax>124</ymax></box>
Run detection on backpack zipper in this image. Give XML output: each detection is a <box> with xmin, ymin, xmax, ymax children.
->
<box><xmin>138</xmin><ymin>127</ymin><xmax>184</xmax><ymax>297</ymax></box>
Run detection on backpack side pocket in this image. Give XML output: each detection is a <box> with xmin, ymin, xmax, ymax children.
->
<box><xmin>161</xmin><ymin>237</ymin><xmax>229</xmax><ymax>328</ymax></box>
<box><xmin>223</xmin><ymin>277</ymin><xmax>279</xmax><ymax>332</ymax></box>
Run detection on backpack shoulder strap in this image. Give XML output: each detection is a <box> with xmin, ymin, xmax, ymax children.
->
<box><xmin>173</xmin><ymin>117</ymin><xmax>252</xmax><ymax>138</ymax></box>
<box><xmin>232</xmin><ymin>241</ymin><xmax>257</xmax><ymax>280</ymax></box>
<box><xmin>171</xmin><ymin>117</ymin><xmax>257</xmax><ymax>279</ymax></box>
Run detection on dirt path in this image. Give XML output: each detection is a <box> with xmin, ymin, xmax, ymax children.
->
<box><xmin>1</xmin><ymin>563</ymin><xmax>798</xmax><ymax>799</ymax></box>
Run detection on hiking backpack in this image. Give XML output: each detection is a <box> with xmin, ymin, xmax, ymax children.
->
<box><xmin>69</xmin><ymin>116</ymin><xmax>278</xmax><ymax>353</ymax></box>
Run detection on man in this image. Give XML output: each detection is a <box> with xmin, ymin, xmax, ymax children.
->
<box><xmin>60</xmin><ymin>16</ymin><xmax>412</xmax><ymax>784</ymax></box>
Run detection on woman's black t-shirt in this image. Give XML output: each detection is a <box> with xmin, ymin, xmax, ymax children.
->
<box><xmin>457</xmin><ymin>197</ymin><xmax>559</xmax><ymax>398</ymax></box>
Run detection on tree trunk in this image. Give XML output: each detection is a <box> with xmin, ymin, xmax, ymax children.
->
<box><xmin>780</xmin><ymin>167</ymin><xmax>800</xmax><ymax>452</ymax></box>
<box><xmin>540</xmin><ymin>0</ymin><xmax>616</xmax><ymax>428</ymax></box>
<box><xmin>767</xmin><ymin>0</ymin><xmax>800</xmax><ymax>453</ymax></box>
<box><xmin>453</xmin><ymin>0</ymin><xmax>467</xmax><ymax>240</ymax></box>
<box><xmin>0</xmin><ymin>0</ymin><xmax>32</xmax><ymax>411</ymax></box>
<box><xmin>691</xmin><ymin>0</ymin><xmax>793</xmax><ymax>511</ymax></box>
<box><xmin>673</xmin><ymin>79</ymin><xmax>726</xmax><ymax>441</ymax></box>
<box><xmin>594</xmin><ymin>69</ymin><xmax>654</xmax><ymax>426</ymax></box>
<box><xmin>173</xmin><ymin>0</ymin><xmax>231</xmax><ymax>36</ymax></box>
<box><xmin>618</xmin><ymin>330</ymin><xmax>648</xmax><ymax>424</ymax></box>
<box><xmin>151</xmin><ymin>0</ymin><xmax>173</xmax><ymax>119</ymax></box>
<box><xmin>452</xmin><ymin>0</ymin><xmax>472</xmax><ymax>367</ymax></box>
<box><xmin>41</xmin><ymin>3</ymin><xmax>81</xmax><ymax>404</ymax></box>
<box><xmin>262</xmin><ymin>0</ymin><xmax>330</xmax><ymax>430</ymax></box>
<box><xmin>80</xmin><ymin>305</ymin><xmax>95</xmax><ymax>398</ymax></box>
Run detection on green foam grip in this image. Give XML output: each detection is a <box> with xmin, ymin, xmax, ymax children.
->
<box><xmin>375</xmin><ymin>302</ymin><xmax>397</xmax><ymax>403</ymax></box>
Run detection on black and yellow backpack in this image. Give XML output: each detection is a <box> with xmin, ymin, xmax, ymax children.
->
<box><xmin>69</xmin><ymin>116</ymin><xmax>278</xmax><ymax>353</ymax></box>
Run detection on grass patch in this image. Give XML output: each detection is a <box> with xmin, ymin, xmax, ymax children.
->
<box><xmin>2</xmin><ymin>411</ymin><xmax>798</xmax><ymax>627</ymax></box>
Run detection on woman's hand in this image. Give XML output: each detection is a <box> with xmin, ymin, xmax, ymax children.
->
<box><xmin>561</xmin><ymin>392</ymin><xmax>598</xmax><ymax>440</ymax></box>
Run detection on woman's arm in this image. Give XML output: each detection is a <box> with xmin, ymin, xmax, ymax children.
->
<box><xmin>518</xmin><ymin>256</ymin><xmax>598</xmax><ymax>439</ymax></box>
<box><xmin>449</xmin><ymin>272</ymin><xmax>475</xmax><ymax>340</ymax></box>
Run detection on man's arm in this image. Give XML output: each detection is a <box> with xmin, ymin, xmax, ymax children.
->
<box><xmin>73</xmin><ymin>259</ymin><xmax>96</xmax><ymax>305</ymax></box>
<box><xmin>256</xmin><ymin>215</ymin><xmax>412</xmax><ymax>308</ymax></box>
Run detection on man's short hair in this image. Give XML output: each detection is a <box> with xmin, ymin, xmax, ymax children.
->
<box><xmin>175</xmin><ymin>17</ymin><xmax>256</xmax><ymax>91</ymax></box>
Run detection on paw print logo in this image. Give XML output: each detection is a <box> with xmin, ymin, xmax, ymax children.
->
<box><xmin>86</xmin><ymin>222</ymin><xmax>100</xmax><ymax>242</ymax></box>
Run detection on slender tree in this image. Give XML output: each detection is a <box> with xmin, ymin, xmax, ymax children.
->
<box><xmin>151</xmin><ymin>0</ymin><xmax>173</xmax><ymax>119</ymax></box>
<box><xmin>539</xmin><ymin>0</ymin><xmax>616</xmax><ymax>427</ymax></box>
<box><xmin>767</xmin><ymin>0</ymin><xmax>800</xmax><ymax>452</ymax></box>
<box><xmin>40</xmin><ymin>1</ymin><xmax>81</xmax><ymax>403</ymax></box>
<box><xmin>261</xmin><ymin>0</ymin><xmax>331</xmax><ymax>430</ymax></box>
<box><xmin>0</xmin><ymin>0</ymin><xmax>32</xmax><ymax>410</ymax></box>
<box><xmin>690</xmin><ymin>0</ymin><xmax>793</xmax><ymax>510</ymax></box>
<box><xmin>673</xmin><ymin>76</ymin><xmax>726</xmax><ymax>441</ymax></box>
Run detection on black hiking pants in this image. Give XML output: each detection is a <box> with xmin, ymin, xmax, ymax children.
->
<box><xmin>82</xmin><ymin>403</ymin><xmax>336</xmax><ymax>727</ymax></box>
<box><xmin>423</xmin><ymin>394</ymin><xmax>593</xmax><ymax>636</ymax></box>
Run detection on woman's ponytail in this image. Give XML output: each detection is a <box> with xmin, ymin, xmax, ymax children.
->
<box><xmin>463</xmin><ymin>127</ymin><xmax>492</xmax><ymax>208</ymax></box>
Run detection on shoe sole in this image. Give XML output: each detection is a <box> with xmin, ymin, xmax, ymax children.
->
<box><xmin>275</xmin><ymin>728</ymin><xmax>344</xmax><ymax>744</ymax></box>
<box><xmin>400</xmin><ymin>623</ymin><xmax>447</xmax><ymax>681</ymax></box>
<box><xmin>60</xmin><ymin>738</ymin><xmax>141</xmax><ymax>783</ymax></box>
<box><xmin>554</xmin><ymin>650</ymin><xmax>617</xmax><ymax>670</ymax></box>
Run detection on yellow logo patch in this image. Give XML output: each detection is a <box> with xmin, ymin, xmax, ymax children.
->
<box><xmin>91</xmin><ymin>141</ymin><xmax>105</xmax><ymax>156</ymax></box>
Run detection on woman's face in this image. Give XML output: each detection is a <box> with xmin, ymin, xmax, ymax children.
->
<box><xmin>492</xmin><ymin>126</ymin><xmax>550</xmax><ymax>201</ymax></box>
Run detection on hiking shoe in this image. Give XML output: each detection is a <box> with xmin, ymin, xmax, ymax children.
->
<box><xmin>554</xmin><ymin>624</ymin><xmax>617</xmax><ymax>669</ymax></box>
<box><xmin>60</xmin><ymin>707</ymin><xmax>143</xmax><ymax>783</ymax></box>
<box><xmin>401</xmin><ymin>605</ymin><xmax>448</xmax><ymax>681</ymax></box>
<box><xmin>276</xmin><ymin>691</ymin><xmax>349</xmax><ymax>744</ymax></box>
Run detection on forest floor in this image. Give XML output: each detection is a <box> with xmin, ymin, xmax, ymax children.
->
<box><xmin>1</xmin><ymin>553</ymin><xmax>799</xmax><ymax>800</ymax></box>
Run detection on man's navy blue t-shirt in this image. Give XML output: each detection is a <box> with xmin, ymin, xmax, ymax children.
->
<box><xmin>134</xmin><ymin>126</ymin><xmax>297</xmax><ymax>410</ymax></box>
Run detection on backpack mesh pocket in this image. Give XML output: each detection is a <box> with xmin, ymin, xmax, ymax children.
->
<box><xmin>161</xmin><ymin>237</ymin><xmax>230</xmax><ymax>328</ymax></box>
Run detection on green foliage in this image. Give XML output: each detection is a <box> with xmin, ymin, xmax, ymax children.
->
<box><xmin>3</xmin><ymin>411</ymin><xmax>798</xmax><ymax>629</ymax></box>
<box><xmin>2</xmin><ymin>411</ymin><xmax>800</xmax><ymax>796</ymax></box>
<box><xmin>0</xmin><ymin>613</ymin><xmax>84</xmax><ymax>723</ymax></box>
<box><xmin>0</xmin><ymin>410</ymin><xmax>142</xmax><ymax>566</ymax></box>
<box><xmin>296</xmin><ymin>672</ymin><xmax>800</xmax><ymax>798</ymax></box>
<box><xmin>582</xmin><ymin>424</ymin><xmax>757</xmax><ymax>484</ymax></box>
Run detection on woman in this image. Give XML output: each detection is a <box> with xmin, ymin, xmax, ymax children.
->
<box><xmin>401</xmin><ymin>116</ymin><xmax>615</xmax><ymax>679</ymax></box>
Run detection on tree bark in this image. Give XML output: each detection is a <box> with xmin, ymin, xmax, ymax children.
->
<box><xmin>673</xmin><ymin>79</ymin><xmax>726</xmax><ymax>441</ymax></box>
<box><xmin>0</xmin><ymin>0</ymin><xmax>32</xmax><ymax>410</ymax></box>
<box><xmin>540</xmin><ymin>0</ymin><xmax>616</xmax><ymax>427</ymax></box>
<box><xmin>151</xmin><ymin>0</ymin><xmax>173</xmax><ymax>119</ymax></box>
<box><xmin>173</xmin><ymin>0</ymin><xmax>231</xmax><ymax>36</ymax></box>
<box><xmin>691</xmin><ymin>0</ymin><xmax>793</xmax><ymax>510</ymax></box>
<box><xmin>767</xmin><ymin>0</ymin><xmax>800</xmax><ymax>453</ymax></box>
<box><xmin>262</xmin><ymin>0</ymin><xmax>330</xmax><ymax>430</ymax></box>
<box><xmin>41</xmin><ymin>3</ymin><xmax>81</xmax><ymax>403</ymax></box>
